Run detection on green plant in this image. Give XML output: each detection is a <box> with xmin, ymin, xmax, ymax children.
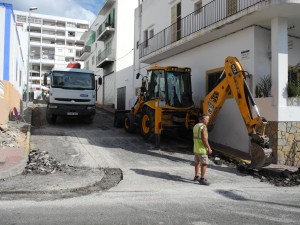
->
<box><xmin>255</xmin><ymin>75</ymin><xmax>272</xmax><ymax>98</ymax></box>
<box><xmin>287</xmin><ymin>81</ymin><xmax>300</xmax><ymax>97</ymax></box>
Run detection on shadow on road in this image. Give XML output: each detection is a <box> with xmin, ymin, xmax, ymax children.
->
<box><xmin>215</xmin><ymin>189</ymin><xmax>300</xmax><ymax>208</ymax></box>
<box><xmin>131</xmin><ymin>168</ymin><xmax>195</xmax><ymax>184</ymax></box>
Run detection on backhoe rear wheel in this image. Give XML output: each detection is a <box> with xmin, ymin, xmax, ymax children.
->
<box><xmin>124</xmin><ymin>113</ymin><xmax>136</xmax><ymax>133</ymax></box>
<box><xmin>140</xmin><ymin>107</ymin><xmax>154</xmax><ymax>140</ymax></box>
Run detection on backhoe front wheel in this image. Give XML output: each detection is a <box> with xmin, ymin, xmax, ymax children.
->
<box><xmin>140</xmin><ymin>107</ymin><xmax>154</xmax><ymax>140</ymax></box>
<box><xmin>124</xmin><ymin>113</ymin><xmax>136</xmax><ymax>133</ymax></box>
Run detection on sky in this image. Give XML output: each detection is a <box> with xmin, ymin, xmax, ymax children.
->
<box><xmin>1</xmin><ymin>0</ymin><xmax>105</xmax><ymax>24</ymax></box>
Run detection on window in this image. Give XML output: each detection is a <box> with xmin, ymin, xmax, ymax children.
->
<box><xmin>206</xmin><ymin>67</ymin><xmax>224</xmax><ymax>94</ymax></box>
<box><xmin>67</xmin><ymin>22</ymin><xmax>76</xmax><ymax>28</ymax></box>
<box><xmin>136</xmin><ymin>41</ymin><xmax>139</xmax><ymax>49</ymax></box>
<box><xmin>206</xmin><ymin>67</ymin><xmax>233</xmax><ymax>97</ymax></box>
<box><xmin>171</xmin><ymin>2</ymin><xmax>181</xmax><ymax>42</ymax></box>
<box><xmin>144</xmin><ymin>30</ymin><xmax>148</xmax><ymax>47</ymax></box>
<box><xmin>149</xmin><ymin>29</ymin><xmax>154</xmax><ymax>39</ymax></box>
<box><xmin>68</xmin><ymin>49</ymin><xmax>74</xmax><ymax>53</ymax></box>
<box><xmin>16</xmin><ymin>15</ymin><xmax>26</xmax><ymax>22</ymax></box>
<box><xmin>195</xmin><ymin>1</ymin><xmax>203</xmax><ymax>13</ymax></box>
<box><xmin>92</xmin><ymin>55</ymin><xmax>95</xmax><ymax>65</ymax></box>
<box><xmin>68</xmin><ymin>31</ymin><xmax>75</xmax><ymax>37</ymax></box>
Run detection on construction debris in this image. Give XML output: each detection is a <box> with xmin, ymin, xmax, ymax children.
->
<box><xmin>237</xmin><ymin>164</ymin><xmax>300</xmax><ymax>187</ymax></box>
<box><xmin>0</xmin><ymin>122</ymin><xmax>26</xmax><ymax>148</ymax></box>
<box><xmin>23</xmin><ymin>149</ymin><xmax>73</xmax><ymax>175</ymax></box>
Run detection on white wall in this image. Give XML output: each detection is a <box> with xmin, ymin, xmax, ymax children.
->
<box><xmin>0</xmin><ymin>6</ymin><xmax>5</xmax><ymax>81</ymax></box>
<box><xmin>115</xmin><ymin>0</ymin><xmax>138</xmax><ymax>109</ymax></box>
<box><xmin>0</xmin><ymin>5</ymin><xmax>26</xmax><ymax>95</ymax></box>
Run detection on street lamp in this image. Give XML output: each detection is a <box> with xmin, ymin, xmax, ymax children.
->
<box><xmin>26</xmin><ymin>6</ymin><xmax>38</xmax><ymax>106</ymax></box>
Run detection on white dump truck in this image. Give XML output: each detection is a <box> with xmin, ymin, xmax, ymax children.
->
<box><xmin>44</xmin><ymin>63</ymin><xmax>99</xmax><ymax>124</ymax></box>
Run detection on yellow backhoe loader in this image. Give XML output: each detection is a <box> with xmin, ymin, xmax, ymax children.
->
<box><xmin>114</xmin><ymin>65</ymin><xmax>199</xmax><ymax>147</ymax></box>
<box><xmin>114</xmin><ymin>57</ymin><xmax>273</xmax><ymax>169</ymax></box>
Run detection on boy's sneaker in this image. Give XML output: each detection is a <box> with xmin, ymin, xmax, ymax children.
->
<box><xmin>199</xmin><ymin>178</ymin><xmax>210</xmax><ymax>186</ymax></box>
<box><xmin>193</xmin><ymin>176</ymin><xmax>200</xmax><ymax>181</ymax></box>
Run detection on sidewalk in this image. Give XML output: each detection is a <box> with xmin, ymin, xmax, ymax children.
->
<box><xmin>0</xmin><ymin>102</ymin><xmax>32</xmax><ymax>179</ymax></box>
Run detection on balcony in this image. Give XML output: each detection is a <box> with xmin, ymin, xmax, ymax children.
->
<box><xmin>139</xmin><ymin>0</ymin><xmax>300</xmax><ymax>64</ymax></box>
<box><xmin>99</xmin><ymin>0</ymin><xmax>116</xmax><ymax>16</ymax></box>
<box><xmin>97</xmin><ymin>22</ymin><xmax>115</xmax><ymax>41</ymax></box>
<box><xmin>96</xmin><ymin>48</ymin><xmax>115</xmax><ymax>68</ymax></box>
<box><xmin>79</xmin><ymin>45</ymin><xmax>91</xmax><ymax>60</ymax></box>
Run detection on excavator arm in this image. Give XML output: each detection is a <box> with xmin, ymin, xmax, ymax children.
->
<box><xmin>203</xmin><ymin>56</ymin><xmax>273</xmax><ymax>169</ymax></box>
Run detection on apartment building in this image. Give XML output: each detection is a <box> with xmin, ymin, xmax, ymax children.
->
<box><xmin>135</xmin><ymin>0</ymin><xmax>300</xmax><ymax>166</ymax></box>
<box><xmin>79</xmin><ymin>0</ymin><xmax>138</xmax><ymax>109</ymax></box>
<box><xmin>14</xmin><ymin>10</ymin><xmax>89</xmax><ymax>91</ymax></box>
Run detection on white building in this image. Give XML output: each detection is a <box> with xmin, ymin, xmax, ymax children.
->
<box><xmin>80</xmin><ymin>0</ymin><xmax>138</xmax><ymax>110</ymax></box>
<box><xmin>135</xmin><ymin>0</ymin><xmax>300</xmax><ymax>166</ymax></box>
<box><xmin>0</xmin><ymin>3</ymin><xmax>26</xmax><ymax>94</ymax></box>
<box><xmin>14</xmin><ymin>10</ymin><xmax>89</xmax><ymax>91</ymax></box>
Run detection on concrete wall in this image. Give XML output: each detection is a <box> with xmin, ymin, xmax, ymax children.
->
<box><xmin>0</xmin><ymin>80</ymin><xmax>22</xmax><ymax>125</ymax></box>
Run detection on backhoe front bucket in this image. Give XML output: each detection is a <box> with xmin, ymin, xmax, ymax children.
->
<box><xmin>249</xmin><ymin>142</ymin><xmax>273</xmax><ymax>169</ymax></box>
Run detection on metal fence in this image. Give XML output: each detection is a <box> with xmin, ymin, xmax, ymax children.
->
<box><xmin>139</xmin><ymin>0</ymin><xmax>267</xmax><ymax>58</ymax></box>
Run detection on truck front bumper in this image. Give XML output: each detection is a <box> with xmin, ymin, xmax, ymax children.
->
<box><xmin>47</xmin><ymin>104</ymin><xmax>96</xmax><ymax>117</ymax></box>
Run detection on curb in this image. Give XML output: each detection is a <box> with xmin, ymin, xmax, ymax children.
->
<box><xmin>0</xmin><ymin>156</ymin><xmax>27</xmax><ymax>180</ymax></box>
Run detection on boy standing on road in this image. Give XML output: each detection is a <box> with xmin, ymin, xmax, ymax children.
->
<box><xmin>193</xmin><ymin>115</ymin><xmax>212</xmax><ymax>185</ymax></box>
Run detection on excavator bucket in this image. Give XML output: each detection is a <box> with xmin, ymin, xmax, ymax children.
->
<box><xmin>249</xmin><ymin>141</ymin><xmax>273</xmax><ymax>169</ymax></box>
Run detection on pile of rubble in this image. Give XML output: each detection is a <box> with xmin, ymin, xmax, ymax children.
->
<box><xmin>237</xmin><ymin>164</ymin><xmax>300</xmax><ymax>187</ymax></box>
<box><xmin>0</xmin><ymin>122</ymin><xmax>26</xmax><ymax>148</ymax></box>
<box><xmin>23</xmin><ymin>149</ymin><xmax>72</xmax><ymax>175</ymax></box>
<box><xmin>210</xmin><ymin>153</ymin><xmax>300</xmax><ymax>187</ymax></box>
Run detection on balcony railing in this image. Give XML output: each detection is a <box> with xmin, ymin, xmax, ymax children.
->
<box><xmin>139</xmin><ymin>0</ymin><xmax>267</xmax><ymax>58</ymax></box>
<box><xmin>79</xmin><ymin>45</ymin><xmax>91</xmax><ymax>60</ymax></box>
<box><xmin>97</xmin><ymin>22</ymin><xmax>115</xmax><ymax>41</ymax></box>
<box><xmin>96</xmin><ymin>48</ymin><xmax>115</xmax><ymax>68</ymax></box>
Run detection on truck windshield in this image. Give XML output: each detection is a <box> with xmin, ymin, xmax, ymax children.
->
<box><xmin>51</xmin><ymin>71</ymin><xmax>95</xmax><ymax>90</ymax></box>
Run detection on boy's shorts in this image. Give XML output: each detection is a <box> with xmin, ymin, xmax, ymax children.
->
<box><xmin>194</xmin><ymin>154</ymin><xmax>209</xmax><ymax>165</ymax></box>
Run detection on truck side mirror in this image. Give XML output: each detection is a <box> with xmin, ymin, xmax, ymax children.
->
<box><xmin>136</xmin><ymin>73</ymin><xmax>141</xmax><ymax>79</ymax></box>
<box><xmin>98</xmin><ymin>77</ymin><xmax>102</xmax><ymax>85</ymax></box>
<box><xmin>43</xmin><ymin>73</ymin><xmax>48</xmax><ymax>85</ymax></box>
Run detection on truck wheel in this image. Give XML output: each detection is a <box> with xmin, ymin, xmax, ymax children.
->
<box><xmin>140</xmin><ymin>107</ymin><xmax>154</xmax><ymax>140</ymax></box>
<box><xmin>124</xmin><ymin>113</ymin><xmax>136</xmax><ymax>133</ymax></box>
<box><xmin>46</xmin><ymin>113</ymin><xmax>57</xmax><ymax>124</ymax></box>
<box><xmin>85</xmin><ymin>116</ymin><xmax>94</xmax><ymax>124</ymax></box>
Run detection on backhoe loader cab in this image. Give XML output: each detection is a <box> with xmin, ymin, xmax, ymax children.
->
<box><xmin>145</xmin><ymin>66</ymin><xmax>194</xmax><ymax>108</ymax></box>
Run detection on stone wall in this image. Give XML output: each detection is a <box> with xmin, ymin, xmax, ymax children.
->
<box><xmin>265</xmin><ymin>121</ymin><xmax>300</xmax><ymax>167</ymax></box>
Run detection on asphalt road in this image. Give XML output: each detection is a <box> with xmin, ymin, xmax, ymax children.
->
<box><xmin>0</xmin><ymin>105</ymin><xmax>300</xmax><ymax>225</ymax></box>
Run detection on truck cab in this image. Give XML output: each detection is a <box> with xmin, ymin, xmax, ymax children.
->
<box><xmin>45</xmin><ymin>67</ymin><xmax>96</xmax><ymax>124</ymax></box>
